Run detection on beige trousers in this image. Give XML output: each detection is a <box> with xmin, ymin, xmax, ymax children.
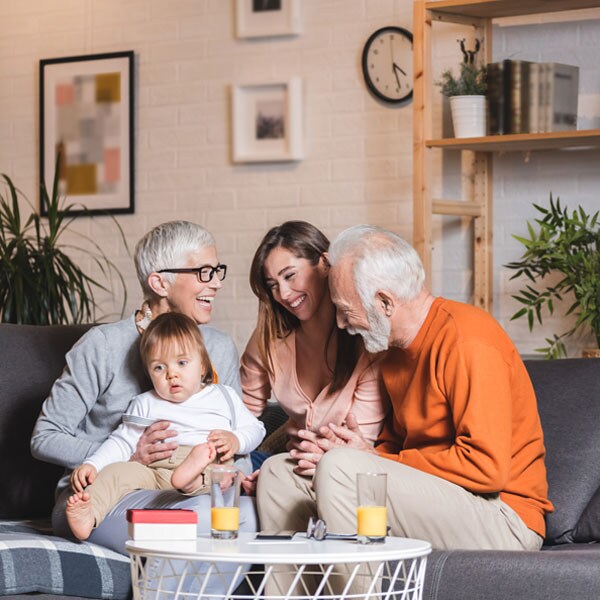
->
<box><xmin>257</xmin><ymin>448</ymin><xmax>543</xmax><ymax>551</ymax></box>
<box><xmin>88</xmin><ymin>445</ymin><xmax>211</xmax><ymax>527</ymax></box>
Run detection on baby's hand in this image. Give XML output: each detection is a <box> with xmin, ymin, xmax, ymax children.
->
<box><xmin>70</xmin><ymin>464</ymin><xmax>97</xmax><ymax>493</ymax></box>
<box><xmin>207</xmin><ymin>430</ymin><xmax>240</xmax><ymax>462</ymax></box>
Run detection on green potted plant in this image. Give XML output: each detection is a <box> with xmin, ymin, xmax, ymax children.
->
<box><xmin>436</xmin><ymin>38</ymin><xmax>487</xmax><ymax>138</ymax></box>
<box><xmin>0</xmin><ymin>157</ymin><xmax>128</xmax><ymax>325</ymax></box>
<box><xmin>505</xmin><ymin>195</ymin><xmax>600</xmax><ymax>359</ymax></box>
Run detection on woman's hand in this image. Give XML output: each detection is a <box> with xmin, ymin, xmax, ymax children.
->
<box><xmin>70</xmin><ymin>463</ymin><xmax>97</xmax><ymax>493</ymax></box>
<box><xmin>130</xmin><ymin>420</ymin><xmax>178</xmax><ymax>465</ymax></box>
<box><xmin>293</xmin><ymin>413</ymin><xmax>375</xmax><ymax>473</ymax></box>
<box><xmin>289</xmin><ymin>437</ymin><xmax>325</xmax><ymax>477</ymax></box>
<box><xmin>314</xmin><ymin>412</ymin><xmax>375</xmax><ymax>453</ymax></box>
<box><xmin>208</xmin><ymin>430</ymin><xmax>240</xmax><ymax>462</ymax></box>
<box><xmin>241</xmin><ymin>469</ymin><xmax>260</xmax><ymax>496</ymax></box>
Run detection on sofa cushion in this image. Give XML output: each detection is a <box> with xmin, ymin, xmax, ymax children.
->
<box><xmin>422</xmin><ymin>545</ymin><xmax>600</xmax><ymax>600</ymax></box>
<box><xmin>0</xmin><ymin>519</ymin><xmax>130</xmax><ymax>599</ymax></box>
<box><xmin>573</xmin><ymin>486</ymin><xmax>600</xmax><ymax>543</ymax></box>
<box><xmin>0</xmin><ymin>324</ymin><xmax>92</xmax><ymax>519</ymax></box>
<box><xmin>525</xmin><ymin>358</ymin><xmax>600</xmax><ymax>544</ymax></box>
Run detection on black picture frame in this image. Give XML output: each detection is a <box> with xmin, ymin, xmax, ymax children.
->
<box><xmin>39</xmin><ymin>50</ymin><xmax>135</xmax><ymax>216</ymax></box>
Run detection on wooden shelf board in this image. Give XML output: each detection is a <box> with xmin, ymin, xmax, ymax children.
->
<box><xmin>425</xmin><ymin>130</ymin><xmax>600</xmax><ymax>151</ymax></box>
<box><xmin>426</xmin><ymin>0</ymin><xmax>600</xmax><ymax>19</ymax></box>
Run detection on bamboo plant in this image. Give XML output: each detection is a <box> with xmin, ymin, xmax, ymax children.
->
<box><xmin>0</xmin><ymin>157</ymin><xmax>127</xmax><ymax>325</ymax></box>
<box><xmin>505</xmin><ymin>195</ymin><xmax>600</xmax><ymax>359</ymax></box>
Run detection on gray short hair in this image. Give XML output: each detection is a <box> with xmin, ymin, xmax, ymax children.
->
<box><xmin>134</xmin><ymin>221</ymin><xmax>215</xmax><ymax>299</ymax></box>
<box><xmin>329</xmin><ymin>225</ymin><xmax>425</xmax><ymax>309</ymax></box>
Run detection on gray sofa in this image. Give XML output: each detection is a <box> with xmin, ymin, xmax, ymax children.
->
<box><xmin>1</xmin><ymin>323</ymin><xmax>599</xmax><ymax>599</ymax></box>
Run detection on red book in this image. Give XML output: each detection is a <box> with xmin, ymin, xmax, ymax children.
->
<box><xmin>126</xmin><ymin>509</ymin><xmax>198</xmax><ymax>525</ymax></box>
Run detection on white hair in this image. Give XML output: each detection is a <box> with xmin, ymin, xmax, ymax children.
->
<box><xmin>329</xmin><ymin>225</ymin><xmax>425</xmax><ymax>310</ymax></box>
<box><xmin>134</xmin><ymin>221</ymin><xmax>215</xmax><ymax>299</ymax></box>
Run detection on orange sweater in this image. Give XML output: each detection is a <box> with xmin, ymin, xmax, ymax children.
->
<box><xmin>378</xmin><ymin>298</ymin><xmax>553</xmax><ymax>538</ymax></box>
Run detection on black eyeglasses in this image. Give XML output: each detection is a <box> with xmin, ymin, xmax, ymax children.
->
<box><xmin>157</xmin><ymin>264</ymin><xmax>227</xmax><ymax>283</ymax></box>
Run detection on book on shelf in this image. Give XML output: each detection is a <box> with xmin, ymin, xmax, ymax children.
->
<box><xmin>504</xmin><ymin>59</ymin><xmax>531</xmax><ymax>135</ymax></box>
<box><xmin>486</xmin><ymin>59</ymin><xmax>579</xmax><ymax>135</ymax></box>
<box><xmin>540</xmin><ymin>62</ymin><xmax>579</xmax><ymax>132</ymax></box>
<box><xmin>486</xmin><ymin>61</ymin><xmax>506</xmax><ymax>135</ymax></box>
<box><xmin>528</xmin><ymin>62</ymin><xmax>541</xmax><ymax>134</ymax></box>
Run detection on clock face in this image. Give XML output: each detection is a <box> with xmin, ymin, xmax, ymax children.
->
<box><xmin>362</xmin><ymin>26</ymin><xmax>413</xmax><ymax>104</ymax></box>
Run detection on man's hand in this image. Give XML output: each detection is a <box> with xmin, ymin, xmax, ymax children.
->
<box><xmin>208</xmin><ymin>430</ymin><xmax>240</xmax><ymax>462</ymax></box>
<box><xmin>70</xmin><ymin>463</ymin><xmax>97</xmax><ymax>493</ymax></box>
<box><xmin>130</xmin><ymin>420</ymin><xmax>178</xmax><ymax>465</ymax></box>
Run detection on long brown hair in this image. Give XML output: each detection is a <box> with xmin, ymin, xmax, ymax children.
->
<box><xmin>249</xmin><ymin>221</ymin><xmax>361</xmax><ymax>394</ymax></box>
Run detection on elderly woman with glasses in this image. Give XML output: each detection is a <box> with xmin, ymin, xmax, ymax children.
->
<box><xmin>31</xmin><ymin>221</ymin><xmax>258</xmax><ymax>559</ymax></box>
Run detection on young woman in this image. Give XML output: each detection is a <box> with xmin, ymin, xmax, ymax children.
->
<box><xmin>240</xmin><ymin>221</ymin><xmax>389</xmax><ymax>479</ymax></box>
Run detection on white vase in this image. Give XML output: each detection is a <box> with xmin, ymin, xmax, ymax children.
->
<box><xmin>449</xmin><ymin>95</ymin><xmax>486</xmax><ymax>138</ymax></box>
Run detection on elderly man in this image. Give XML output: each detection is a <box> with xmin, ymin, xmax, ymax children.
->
<box><xmin>256</xmin><ymin>224</ymin><xmax>553</xmax><ymax>551</ymax></box>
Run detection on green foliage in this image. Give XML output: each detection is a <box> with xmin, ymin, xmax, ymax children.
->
<box><xmin>436</xmin><ymin>62</ymin><xmax>487</xmax><ymax>97</ymax></box>
<box><xmin>505</xmin><ymin>195</ymin><xmax>600</xmax><ymax>359</ymax></box>
<box><xmin>0</xmin><ymin>157</ymin><xmax>128</xmax><ymax>325</ymax></box>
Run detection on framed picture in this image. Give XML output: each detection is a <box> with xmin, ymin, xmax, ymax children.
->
<box><xmin>39</xmin><ymin>50</ymin><xmax>134</xmax><ymax>216</ymax></box>
<box><xmin>235</xmin><ymin>0</ymin><xmax>301</xmax><ymax>39</ymax></box>
<box><xmin>232</xmin><ymin>78</ymin><xmax>303</xmax><ymax>163</ymax></box>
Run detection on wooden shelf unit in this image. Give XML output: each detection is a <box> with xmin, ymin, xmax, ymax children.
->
<box><xmin>412</xmin><ymin>0</ymin><xmax>600</xmax><ymax>311</ymax></box>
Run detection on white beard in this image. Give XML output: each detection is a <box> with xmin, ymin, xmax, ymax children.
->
<box><xmin>348</xmin><ymin>305</ymin><xmax>391</xmax><ymax>353</ymax></box>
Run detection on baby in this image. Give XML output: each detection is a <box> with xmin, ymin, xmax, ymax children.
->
<box><xmin>66</xmin><ymin>311</ymin><xmax>265</xmax><ymax>540</ymax></box>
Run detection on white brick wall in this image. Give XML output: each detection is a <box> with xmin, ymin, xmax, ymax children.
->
<box><xmin>0</xmin><ymin>1</ymin><xmax>598</xmax><ymax>357</ymax></box>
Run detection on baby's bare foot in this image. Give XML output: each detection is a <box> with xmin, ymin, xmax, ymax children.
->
<box><xmin>172</xmin><ymin>443</ymin><xmax>216</xmax><ymax>492</ymax></box>
<box><xmin>66</xmin><ymin>492</ymin><xmax>95</xmax><ymax>540</ymax></box>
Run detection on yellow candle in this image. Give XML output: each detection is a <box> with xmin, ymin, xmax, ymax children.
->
<box><xmin>211</xmin><ymin>507</ymin><xmax>240</xmax><ymax>532</ymax></box>
<box><xmin>357</xmin><ymin>505</ymin><xmax>387</xmax><ymax>537</ymax></box>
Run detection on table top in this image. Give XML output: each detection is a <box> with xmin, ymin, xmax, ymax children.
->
<box><xmin>126</xmin><ymin>532</ymin><xmax>431</xmax><ymax>564</ymax></box>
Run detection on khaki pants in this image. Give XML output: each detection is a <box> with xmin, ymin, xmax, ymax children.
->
<box><xmin>257</xmin><ymin>448</ymin><xmax>543</xmax><ymax>551</ymax></box>
<box><xmin>257</xmin><ymin>448</ymin><xmax>542</xmax><ymax>597</ymax></box>
<box><xmin>88</xmin><ymin>445</ymin><xmax>211</xmax><ymax>527</ymax></box>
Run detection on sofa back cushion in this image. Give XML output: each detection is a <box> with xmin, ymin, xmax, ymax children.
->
<box><xmin>0</xmin><ymin>323</ymin><xmax>91</xmax><ymax>518</ymax></box>
<box><xmin>525</xmin><ymin>358</ymin><xmax>600</xmax><ymax>544</ymax></box>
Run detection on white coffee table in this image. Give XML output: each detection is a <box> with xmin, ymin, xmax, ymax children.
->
<box><xmin>126</xmin><ymin>532</ymin><xmax>431</xmax><ymax>600</ymax></box>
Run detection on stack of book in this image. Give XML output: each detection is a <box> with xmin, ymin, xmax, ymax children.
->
<box><xmin>127</xmin><ymin>508</ymin><xmax>198</xmax><ymax>541</ymax></box>
<box><xmin>486</xmin><ymin>59</ymin><xmax>579</xmax><ymax>135</ymax></box>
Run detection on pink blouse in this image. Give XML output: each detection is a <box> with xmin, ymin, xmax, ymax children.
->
<box><xmin>240</xmin><ymin>330</ymin><xmax>389</xmax><ymax>444</ymax></box>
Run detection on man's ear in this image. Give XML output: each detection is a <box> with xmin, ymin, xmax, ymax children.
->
<box><xmin>376</xmin><ymin>290</ymin><xmax>395</xmax><ymax>317</ymax></box>
<box><xmin>147</xmin><ymin>272</ymin><xmax>169</xmax><ymax>298</ymax></box>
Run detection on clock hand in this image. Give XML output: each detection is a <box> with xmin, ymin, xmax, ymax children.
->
<box><xmin>393</xmin><ymin>65</ymin><xmax>401</xmax><ymax>89</ymax></box>
<box><xmin>393</xmin><ymin>62</ymin><xmax>407</xmax><ymax>77</ymax></box>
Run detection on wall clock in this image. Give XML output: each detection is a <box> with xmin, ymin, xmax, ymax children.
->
<box><xmin>362</xmin><ymin>26</ymin><xmax>413</xmax><ymax>105</ymax></box>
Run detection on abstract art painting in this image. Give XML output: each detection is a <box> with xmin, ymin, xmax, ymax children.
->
<box><xmin>39</xmin><ymin>51</ymin><xmax>134</xmax><ymax>215</ymax></box>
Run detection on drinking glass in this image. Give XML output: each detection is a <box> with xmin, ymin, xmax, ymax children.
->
<box><xmin>210</xmin><ymin>465</ymin><xmax>242</xmax><ymax>540</ymax></box>
<box><xmin>356</xmin><ymin>472</ymin><xmax>387</xmax><ymax>544</ymax></box>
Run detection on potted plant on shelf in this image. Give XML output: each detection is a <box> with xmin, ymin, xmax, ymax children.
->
<box><xmin>436</xmin><ymin>38</ymin><xmax>487</xmax><ymax>138</ymax></box>
<box><xmin>505</xmin><ymin>195</ymin><xmax>600</xmax><ymax>359</ymax></box>
<box><xmin>0</xmin><ymin>157</ymin><xmax>128</xmax><ymax>325</ymax></box>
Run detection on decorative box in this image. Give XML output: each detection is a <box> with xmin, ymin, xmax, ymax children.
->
<box><xmin>126</xmin><ymin>509</ymin><xmax>198</xmax><ymax>541</ymax></box>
